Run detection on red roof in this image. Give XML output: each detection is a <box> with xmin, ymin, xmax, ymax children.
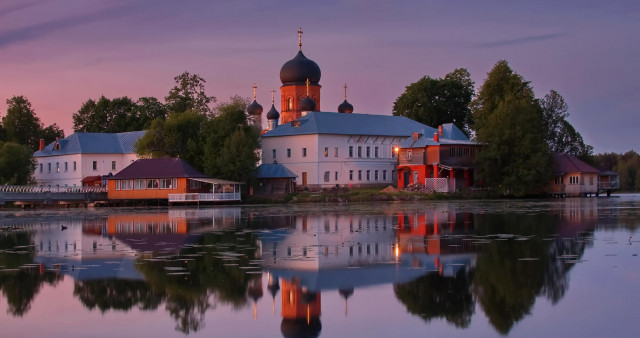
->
<box><xmin>111</xmin><ymin>158</ymin><xmax>208</xmax><ymax>179</ymax></box>
<box><xmin>553</xmin><ymin>153</ymin><xmax>599</xmax><ymax>175</ymax></box>
<box><xmin>81</xmin><ymin>175</ymin><xmax>102</xmax><ymax>183</ymax></box>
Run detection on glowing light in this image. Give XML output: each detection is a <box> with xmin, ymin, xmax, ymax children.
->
<box><xmin>394</xmin><ymin>147</ymin><xmax>399</xmax><ymax>153</ymax></box>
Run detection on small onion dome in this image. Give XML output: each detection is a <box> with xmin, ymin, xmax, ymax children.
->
<box><xmin>247</xmin><ymin>100</ymin><xmax>263</xmax><ymax>116</ymax></box>
<box><xmin>337</xmin><ymin>99</ymin><xmax>353</xmax><ymax>114</ymax></box>
<box><xmin>266</xmin><ymin>104</ymin><xmax>280</xmax><ymax>120</ymax></box>
<box><xmin>300</xmin><ymin>96</ymin><xmax>316</xmax><ymax>111</ymax></box>
<box><xmin>280</xmin><ymin>51</ymin><xmax>321</xmax><ymax>85</ymax></box>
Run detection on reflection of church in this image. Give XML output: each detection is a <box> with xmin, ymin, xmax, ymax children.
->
<box><xmin>255</xmin><ymin>209</ymin><xmax>479</xmax><ymax>337</ymax></box>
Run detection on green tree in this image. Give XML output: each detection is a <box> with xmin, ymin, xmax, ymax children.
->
<box><xmin>0</xmin><ymin>141</ymin><xmax>36</xmax><ymax>184</ymax></box>
<box><xmin>134</xmin><ymin>97</ymin><xmax>168</xmax><ymax>129</ymax></box>
<box><xmin>2</xmin><ymin>96</ymin><xmax>43</xmax><ymax>150</ymax></box>
<box><xmin>72</xmin><ymin>96</ymin><xmax>138</xmax><ymax>132</ymax></box>
<box><xmin>135</xmin><ymin>110</ymin><xmax>207</xmax><ymax>169</ymax></box>
<box><xmin>393</xmin><ymin>68</ymin><xmax>474</xmax><ymax>135</ymax></box>
<box><xmin>471</xmin><ymin>60</ymin><xmax>551</xmax><ymax>196</ymax></box>
<box><xmin>539</xmin><ymin>90</ymin><xmax>592</xmax><ymax>159</ymax></box>
<box><xmin>165</xmin><ymin>72</ymin><xmax>216</xmax><ymax>115</ymax></box>
<box><xmin>203</xmin><ymin>97</ymin><xmax>260</xmax><ymax>182</ymax></box>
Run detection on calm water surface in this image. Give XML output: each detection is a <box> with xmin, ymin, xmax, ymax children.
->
<box><xmin>0</xmin><ymin>196</ymin><xmax>639</xmax><ymax>337</ymax></box>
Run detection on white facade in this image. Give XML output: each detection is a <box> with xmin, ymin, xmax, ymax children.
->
<box><xmin>262</xmin><ymin>134</ymin><xmax>403</xmax><ymax>188</ymax></box>
<box><xmin>34</xmin><ymin>153</ymin><xmax>139</xmax><ymax>187</ymax></box>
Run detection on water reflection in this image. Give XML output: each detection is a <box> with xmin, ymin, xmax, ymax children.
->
<box><xmin>0</xmin><ymin>198</ymin><xmax>638</xmax><ymax>337</ymax></box>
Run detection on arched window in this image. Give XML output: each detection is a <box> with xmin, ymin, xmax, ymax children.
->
<box><xmin>287</xmin><ymin>98</ymin><xmax>293</xmax><ymax>110</ymax></box>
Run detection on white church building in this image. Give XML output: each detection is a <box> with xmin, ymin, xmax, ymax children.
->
<box><xmin>33</xmin><ymin>131</ymin><xmax>144</xmax><ymax>188</ymax></box>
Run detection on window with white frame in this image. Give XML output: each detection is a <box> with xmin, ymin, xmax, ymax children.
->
<box><xmin>407</xmin><ymin>150</ymin><xmax>412</xmax><ymax>160</ymax></box>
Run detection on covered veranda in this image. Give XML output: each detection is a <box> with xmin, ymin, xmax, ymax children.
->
<box><xmin>168</xmin><ymin>178</ymin><xmax>242</xmax><ymax>204</ymax></box>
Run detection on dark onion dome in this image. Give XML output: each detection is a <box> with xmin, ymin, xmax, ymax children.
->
<box><xmin>300</xmin><ymin>96</ymin><xmax>316</xmax><ymax>111</ymax></box>
<box><xmin>247</xmin><ymin>100</ymin><xmax>263</xmax><ymax>116</ymax></box>
<box><xmin>266</xmin><ymin>104</ymin><xmax>280</xmax><ymax>120</ymax></box>
<box><xmin>281</xmin><ymin>318</ymin><xmax>322</xmax><ymax>338</ymax></box>
<box><xmin>337</xmin><ymin>99</ymin><xmax>353</xmax><ymax>114</ymax></box>
<box><xmin>280</xmin><ymin>51</ymin><xmax>321</xmax><ymax>85</ymax></box>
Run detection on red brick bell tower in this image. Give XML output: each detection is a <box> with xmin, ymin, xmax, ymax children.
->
<box><xmin>279</xmin><ymin>28</ymin><xmax>321</xmax><ymax>124</ymax></box>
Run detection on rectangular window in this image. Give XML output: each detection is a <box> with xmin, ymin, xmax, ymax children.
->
<box><xmin>272</xmin><ymin>149</ymin><xmax>276</xmax><ymax>159</ymax></box>
<box><xmin>64</xmin><ymin>162</ymin><xmax>68</xmax><ymax>172</ymax></box>
<box><xmin>111</xmin><ymin>161</ymin><xmax>116</xmax><ymax>171</ymax></box>
<box><xmin>134</xmin><ymin>179</ymin><xmax>145</xmax><ymax>190</ymax></box>
<box><xmin>160</xmin><ymin>179</ymin><xmax>173</xmax><ymax>189</ymax></box>
<box><xmin>120</xmin><ymin>180</ymin><xmax>132</xmax><ymax>190</ymax></box>
<box><xmin>116</xmin><ymin>180</ymin><xmax>121</xmax><ymax>190</ymax></box>
<box><xmin>147</xmin><ymin>179</ymin><xmax>159</xmax><ymax>189</ymax></box>
<box><xmin>324</xmin><ymin>171</ymin><xmax>330</xmax><ymax>182</ymax></box>
<box><xmin>334</xmin><ymin>147</ymin><xmax>338</xmax><ymax>157</ymax></box>
<box><xmin>324</xmin><ymin>147</ymin><xmax>328</xmax><ymax>157</ymax></box>
<box><xmin>407</xmin><ymin>150</ymin><xmax>412</xmax><ymax>160</ymax></box>
<box><xmin>48</xmin><ymin>163</ymin><xmax>51</xmax><ymax>172</ymax></box>
<box><xmin>335</xmin><ymin>171</ymin><xmax>338</xmax><ymax>181</ymax></box>
<box><xmin>383</xmin><ymin>170</ymin><xmax>387</xmax><ymax>181</ymax></box>
<box><xmin>39</xmin><ymin>163</ymin><xmax>43</xmax><ymax>173</ymax></box>
<box><xmin>375</xmin><ymin>170</ymin><xmax>379</xmax><ymax>181</ymax></box>
<box><xmin>349</xmin><ymin>146</ymin><xmax>353</xmax><ymax>157</ymax></box>
<box><xmin>302</xmin><ymin>148</ymin><xmax>307</xmax><ymax>157</ymax></box>
<box><xmin>349</xmin><ymin>170</ymin><xmax>353</xmax><ymax>181</ymax></box>
<box><xmin>392</xmin><ymin>148</ymin><xmax>396</xmax><ymax>158</ymax></box>
<box><xmin>73</xmin><ymin>161</ymin><xmax>76</xmax><ymax>171</ymax></box>
<box><xmin>173</xmin><ymin>178</ymin><xmax>177</xmax><ymax>189</ymax></box>
<box><xmin>358</xmin><ymin>146</ymin><xmax>362</xmax><ymax>158</ymax></box>
<box><xmin>366</xmin><ymin>146</ymin><xmax>370</xmax><ymax>158</ymax></box>
<box><xmin>367</xmin><ymin>170</ymin><xmax>370</xmax><ymax>181</ymax></box>
<box><xmin>374</xmin><ymin>146</ymin><xmax>379</xmax><ymax>158</ymax></box>
<box><xmin>56</xmin><ymin>162</ymin><xmax>59</xmax><ymax>172</ymax></box>
<box><xmin>358</xmin><ymin>170</ymin><xmax>362</xmax><ymax>181</ymax></box>
<box><xmin>92</xmin><ymin>161</ymin><xmax>97</xmax><ymax>170</ymax></box>
<box><xmin>287</xmin><ymin>148</ymin><xmax>291</xmax><ymax>158</ymax></box>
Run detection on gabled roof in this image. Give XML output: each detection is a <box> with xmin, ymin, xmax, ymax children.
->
<box><xmin>111</xmin><ymin>158</ymin><xmax>208</xmax><ymax>179</ymax></box>
<box><xmin>256</xmin><ymin>163</ymin><xmax>298</xmax><ymax>178</ymax></box>
<box><xmin>553</xmin><ymin>153</ymin><xmax>599</xmax><ymax>175</ymax></box>
<box><xmin>34</xmin><ymin>131</ymin><xmax>145</xmax><ymax>157</ymax></box>
<box><xmin>398</xmin><ymin>123</ymin><xmax>477</xmax><ymax>148</ymax></box>
<box><xmin>261</xmin><ymin>111</ymin><xmax>435</xmax><ymax>137</ymax></box>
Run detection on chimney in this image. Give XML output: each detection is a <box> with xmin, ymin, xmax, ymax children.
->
<box><xmin>438</xmin><ymin>125</ymin><xmax>443</xmax><ymax>136</ymax></box>
<box><xmin>412</xmin><ymin>132</ymin><xmax>419</xmax><ymax>141</ymax></box>
<box><xmin>39</xmin><ymin>139</ymin><xmax>45</xmax><ymax>151</ymax></box>
<box><xmin>434</xmin><ymin>132</ymin><xmax>439</xmax><ymax>142</ymax></box>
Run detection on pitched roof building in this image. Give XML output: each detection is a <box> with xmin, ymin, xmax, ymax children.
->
<box><xmin>33</xmin><ymin>131</ymin><xmax>145</xmax><ymax>187</ymax></box>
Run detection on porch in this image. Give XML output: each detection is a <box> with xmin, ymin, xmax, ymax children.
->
<box><xmin>169</xmin><ymin>178</ymin><xmax>242</xmax><ymax>204</ymax></box>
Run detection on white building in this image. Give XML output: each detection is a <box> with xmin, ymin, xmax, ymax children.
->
<box><xmin>33</xmin><ymin>131</ymin><xmax>144</xmax><ymax>187</ymax></box>
<box><xmin>261</xmin><ymin>111</ymin><xmax>434</xmax><ymax>189</ymax></box>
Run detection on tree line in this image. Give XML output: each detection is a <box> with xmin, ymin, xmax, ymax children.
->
<box><xmin>0</xmin><ymin>72</ymin><xmax>260</xmax><ymax>185</ymax></box>
<box><xmin>393</xmin><ymin>60</ymin><xmax>606</xmax><ymax>196</ymax></box>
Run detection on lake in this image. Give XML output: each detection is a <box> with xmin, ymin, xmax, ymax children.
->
<box><xmin>1</xmin><ymin>196</ymin><xmax>639</xmax><ymax>337</ymax></box>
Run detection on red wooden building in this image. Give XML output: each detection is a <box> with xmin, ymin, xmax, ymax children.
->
<box><xmin>396</xmin><ymin>124</ymin><xmax>482</xmax><ymax>192</ymax></box>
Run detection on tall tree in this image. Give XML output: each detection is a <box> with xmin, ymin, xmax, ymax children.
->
<box><xmin>471</xmin><ymin>60</ymin><xmax>551</xmax><ymax>196</ymax></box>
<box><xmin>393</xmin><ymin>68</ymin><xmax>474</xmax><ymax>135</ymax></box>
<box><xmin>134</xmin><ymin>97</ymin><xmax>168</xmax><ymax>129</ymax></box>
<box><xmin>165</xmin><ymin>72</ymin><xmax>216</xmax><ymax>115</ymax></box>
<box><xmin>203</xmin><ymin>97</ymin><xmax>259</xmax><ymax>182</ymax></box>
<box><xmin>0</xmin><ymin>141</ymin><xmax>36</xmax><ymax>184</ymax></box>
<box><xmin>72</xmin><ymin>96</ymin><xmax>138</xmax><ymax>132</ymax></box>
<box><xmin>2</xmin><ymin>96</ymin><xmax>43</xmax><ymax>150</ymax></box>
<box><xmin>539</xmin><ymin>90</ymin><xmax>592</xmax><ymax>159</ymax></box>
<box><xmin>134</xmin><ymin>110</ymin><xmax>207</xmax><ymax>169</ymax></box>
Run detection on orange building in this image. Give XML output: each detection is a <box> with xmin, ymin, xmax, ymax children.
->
<box><xmin>396</xmin><ymin>124</ymin><xmax>482</xmax><ymax>191</ymax></box>
<box><xmin>107</xmin><ymin>158</ymin><xmax>241</xmax><ymax>202</ymax></box>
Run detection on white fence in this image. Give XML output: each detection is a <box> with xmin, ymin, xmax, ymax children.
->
<box><xmin>0</xmin><ymin>185</ymin><xmax>107</xmax><ymax>193</ymax></box>
<box><xmin>168</xmin><ymin>192</ymin><xmax>241</xmax><ymax>203</ymax></box>
<box><xmin>424</xmin><ymin>178</ymin><xmax>456</xmax><ymax>193</ymax></box>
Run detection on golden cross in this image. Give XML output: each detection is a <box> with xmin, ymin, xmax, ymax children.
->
<box><xmin>344</xmin><ymin>83</ymin><xmax>348</xmax><ymax>100</ymax></box>
<box><xmin>298</xmin><ymin>27</ymin><xmax>303</xmax><ymax>50</ymax></box>
<box><xmin>270</xmin><ymin>89</ymin><xmax>276</xmax><ymax>104</ymax></box>
<box><xmin>252</xmin><ymin>83</ymin><xmax>257</xmax><ymax>101</ymax></box>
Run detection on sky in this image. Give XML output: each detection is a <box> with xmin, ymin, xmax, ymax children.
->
<box><xmin>0</xmin><ymin>0</ymin><xmax>638</xmax><ymax>154</ymax></box>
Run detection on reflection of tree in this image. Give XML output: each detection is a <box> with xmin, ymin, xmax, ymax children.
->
<box><xmin>394</xmin><ymin>269</ymin><xmax>475</xmax><ymax>328</ymax></box>
<box><xmin>471</xmin><ymin>213</ymin><xmax>588</xmax><ymax>335</ymax></box>
<box><xmin>133</xmin><ymin>230</ymin><xmax>259</xmax><ymax>334</ymax></box>
<box><xmin>0</xmin><ymin>232</ymin><xmax>62</xmax><ymax>316</ymax></box>
<box><xmin>74</xmin><ymin>279</ymin><xmax>164</xmax><ymax>312</ymax></box>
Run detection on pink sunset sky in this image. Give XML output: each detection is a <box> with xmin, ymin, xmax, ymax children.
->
<box><xmin>0</xmin><ymin>0</ymin><xmax>637</xmax><ymax>153</ymax></box>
